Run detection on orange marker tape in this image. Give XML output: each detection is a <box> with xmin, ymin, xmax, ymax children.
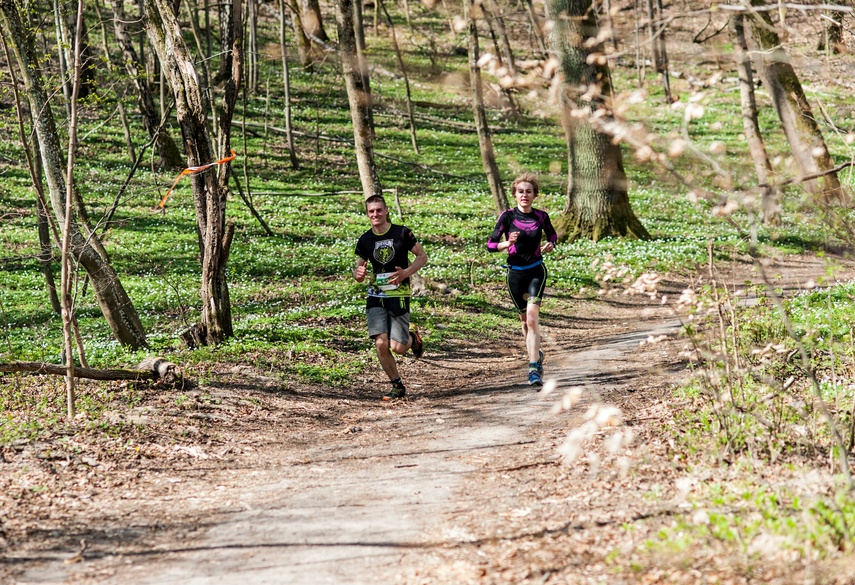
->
<box><xmin>158</xmin><ymin>149</ymin><xmax>238</xmax><ymax>208</ymax></box>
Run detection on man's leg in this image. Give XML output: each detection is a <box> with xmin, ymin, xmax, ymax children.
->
<box><xmin>374</xmin><ymin>333</ymin><xmax>402</xmax><ymax>381</ymax></box>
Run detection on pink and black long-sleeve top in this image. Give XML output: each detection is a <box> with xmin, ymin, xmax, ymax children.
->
<box><xmin>487</xmin><ymin>207</ymin><xmax>558</xmax><ymax>268</ymax></box>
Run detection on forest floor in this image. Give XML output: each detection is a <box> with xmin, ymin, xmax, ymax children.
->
<box><xmin>2</xmin><ymin>253</ymin><xmax>855</xmax><ymax>585</ymax></box>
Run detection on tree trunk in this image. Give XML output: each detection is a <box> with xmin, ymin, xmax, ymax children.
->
<box><xmin>111</xmin><ymin>0</ymin><xmax>184</xmax><ymax>169</ymax></box>
<box><xmin>522</xmin><ymin>0</ymin><xmax>546</xmax><ymax>52</ymax></box>
<box><xmin>748</xmin><ymin>0</ymin><xmax>843</xmax><ymax>202</ymax></box>
<box><xmin>378</xmin><ymin>0</ymin><xmax>418</xmax><ymax>154</ymax></box>
<box><xmin>646</xmin><ymin>0</ymin><xmax>671</xmax><ymax>102</ymax></box>
<box><xmin>546</xmin><ymin>0</ymin><xmax>650</xmax><ymax>242</ymax></box>
<box><xmin>817</xmin><ymin>1</ymin><xmax>844</xmax><ymax>55</ymax></box>
<box><xmin>142</xmin><ymin>0</ymin><xmax>236</xmax><ymax>344</ymax></box>
<box><xmin>335</xmin><ymin>0</ymin><xmax>381</xmax><ymax>198</ymax></box>
<box><xmin>353</xmin><ymin>0</ymin><xmax>375</xmax><ymax>136</ymax></box>
<box><xmin>285</xmin><ymin>0</ymin><xmax>314</xmax><ymax>68</ymax></box>
<box><xmin>482</xmin><ymin>3</ymin><xmax>520</xmax><ymax>122</ymax></box>
<box><xmin>733</xmin><ymin>14</ymin><xmax>771</xmax><ymax>188</ymax></box>
<box><xmin>301</xmin><ymin>0</ymin><xmax>328</xmax><ymax>41</ymax></box>
<box><xmin>0</xmin><ymin>0</ymin><xmax>149</xmax><ymax>349</ymax></box>
<box><xmin>466</xmin><ymin>0</ymin><xmax>507</xmax><ymax>213</ymax></box>
<box><xmin>281</xmin><ymin>0</ymin><xmax>300</xmax><ymax>168</ymax></box>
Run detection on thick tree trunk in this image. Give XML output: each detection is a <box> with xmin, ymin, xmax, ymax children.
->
<box><xmin>466</xmin><ymin>0</ymin><xmax>507</xmax><ymax>213</ymax></box>
<box><xmin>0</xmin><ymin>0</ymin><xmax>148</xmax><ymax>349</ymax></box>
<box><xmin>111</xmin><ymin>0</ymin><xmax>183</xmax><ymax>169</ymax></box>
<box><xmin>748</xmin><ymin>0</ymin><xmax>843</xmax><ymax>202</ymax></box>
<box><xmin>336</xmin><ymin>0</ymin><xmax>381</xmax><ymax>198</ymax></box>
<box><xmin>547</xmin><ymin>0</ymin><xmax>649</xmax><ymax>242</ymax></box>
<box><xmin>142</xmin><ymin>0</ymin><xmax>236</xmax><ymax>344</ymax></box>
<box><xmin>302</xmin><ymin>0</ymin><xmax>328</xmax><ymax>41</ymax></box>
<box><xmin>286</xmin><ymin>0</ymin><xmax>314</xmax><ymax>68</ymax></box>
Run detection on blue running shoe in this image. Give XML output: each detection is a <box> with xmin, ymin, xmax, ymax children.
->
<box><xmin>528</xmin><ymin>369</ymin><xmax>543</xmax><ymax>386</ymax></box>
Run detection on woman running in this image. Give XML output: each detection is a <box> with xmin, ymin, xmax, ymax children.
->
<box><xmin>487</xmin><ymin>173</ymin><xmax>557</xmax><ymax>386</ymax></box>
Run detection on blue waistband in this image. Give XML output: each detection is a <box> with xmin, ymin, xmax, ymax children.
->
<box><xmin>506</xmin><ymin>259</ymin><xmax>543</xmax><ymax>271</ymax></box>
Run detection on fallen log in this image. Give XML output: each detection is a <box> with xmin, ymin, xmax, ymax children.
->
<box><xmin>0</xmin><ymin>357</ymin><xmax>184</xmax><ymax>386</ymax></box>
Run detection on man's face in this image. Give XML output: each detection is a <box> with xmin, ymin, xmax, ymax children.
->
<box><xmin>366</xmin><ymin>202</ymin><xmax>388</xmax><ymax>228</ymax></box>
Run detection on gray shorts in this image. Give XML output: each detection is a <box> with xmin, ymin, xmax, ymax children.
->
<box><xmin>367</xmin><ymin>306</ymin><xmax>410</xmax><ymax>345</ymax></box>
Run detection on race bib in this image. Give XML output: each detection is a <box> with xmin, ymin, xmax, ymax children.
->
<box><xmin>374</xmin><ymin>271</ymin><xmax>399</xmax><ymax>291</ymax></box>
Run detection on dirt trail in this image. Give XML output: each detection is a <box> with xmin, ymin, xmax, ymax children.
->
<box><xmin>10</xmin><ymin>304</ymin><xmax>685</xmax><ymax>584</ymax></box>
<box><xmin>6</xmin><ymin>254</ymin><xmax>847</xmax><ymax>584</ymax></box>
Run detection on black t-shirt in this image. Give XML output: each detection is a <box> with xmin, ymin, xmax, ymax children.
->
<box><xmin>355</xmin><ymin>223</ymin><xmax>418</xmax><ymax>298</ymax></box>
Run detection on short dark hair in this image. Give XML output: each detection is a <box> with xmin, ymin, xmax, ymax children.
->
<box><xmin>512</xmin><ymin>173</ymin><xmax>540</xmax><ymax>197</ymax></box>
<box><xmin>365</xmin><ymin>195</ymin><xmax>387</xmax><ymax>209</ymax></box>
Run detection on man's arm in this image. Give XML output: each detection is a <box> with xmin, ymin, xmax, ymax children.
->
<box><xmin>388</xmin><ymin>243</ymin><xmax>427</xmax><ymax>286</ymax></box>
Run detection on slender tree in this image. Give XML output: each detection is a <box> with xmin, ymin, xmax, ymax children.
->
<box><xmin>142</xmin><ymin>0</ymin><xmax>240</xmax><ymax>345</ymax></box>
<box><xmin>0</xmin><ymin>0</ymin><xmax>149</xmax><ymax>349</ymax></box>
<box><xmin>378</xmin><ymin>0</ymin><xmax>419</xmax><ymax>153</ymax></box>
<box><xmin>280</xmin><ymin>0</ymin><xmax>300</xmax><ymax>168</ymax></box>
<box><xmin>747</xmin><ymin>0</ymin><xmax>843</xmax><ymax>202</ymax></box>
<box><xmin>465</xmin><ymin>0</ymin><xmax>507</xmax><ymax>212</ymax></box>
<box><xmin>110</xmin><ymin>0</ymin><xmax>184</xmax><ymax>169</ymax></box>
<box><xmin>547</xmin><ymin>0</ymin><xmax>650</xmax><ymax>241</ymax></box>
<box><xmin>733</xmin><ymin>14</ymin><xmax>771</xmax><ymax>188</ymax></box>
<box><xmin>336</xmin><ymin>0</ymin><xmax>381</xmax><ymax>198</ymax></box>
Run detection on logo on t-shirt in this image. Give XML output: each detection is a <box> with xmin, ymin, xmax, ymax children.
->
<box><xmin>373</xmin><ymin>239</ymin><xmax>394</xmax><ymax>265</ymax></box>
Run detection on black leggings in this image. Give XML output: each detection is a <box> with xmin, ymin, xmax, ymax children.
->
<box><xmin>506</xmin><ymin>264</ymin><xmax>547</xmax><ymax>313</ymax></box>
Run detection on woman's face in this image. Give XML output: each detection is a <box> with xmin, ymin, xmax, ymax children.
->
<box><xmin>514</xmin><ymin>182</ymin><xmax>536</xmax><ymax>209</ymax></box>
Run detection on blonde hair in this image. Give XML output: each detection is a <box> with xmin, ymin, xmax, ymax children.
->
<box><xmin>512</xmin><ymin>173</ymin><xmax>540</xmax><ymax>197</ymax></box>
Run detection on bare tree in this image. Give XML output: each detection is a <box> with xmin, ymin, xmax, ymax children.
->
<box><xmin>142</xmin><ymin>0</ymin><xmax>240</xmax><ymax>345</ymax></box>
<box><xmin>281</xmin><ymin>0</ymin><xmax>300</xmax><ymax>168</ymax></box>
<box><xmin>378</xmin><ymin>0</ymin><xmax>419</xmax><ymax>153</ymax></box>
<box><xmin>747</xmin><ymin>0</ymin><xmax>843</xmax><ymax>202</ymax></box>
<box><xmin>732</xmin><ymin>14</ymin><xmax>771</xmax><ymax>188</ymax></box>
<box><xmin>110</xmin><ymin>0</ymin><xmax>184</xmax><ymax>169</ymax></box>
<box><xmin>547</xmin><ymin>0</ymin><xmax>650</xmax><ymax>241</ymax></box>
<box><xmin>466</xmin><ymin>0</ymin><xmax>507</xmax><ymax>213</ymax></box>
<box><xmin>0</xmin><ymin>0</ymin><xmax>149</xmax><ymax>349</ymax></box>
<box><xmin>335</xmin><ymin>0</ymin><xmax>381</xmax><ymax>198</ymax></box>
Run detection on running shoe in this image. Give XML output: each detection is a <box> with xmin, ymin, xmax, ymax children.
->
<box><xmin>410</xmin><ymin>328</ymin><xmax>424</xmax><ymax>359</ymax></box>
<box><xmin>383</xmin><ymin>381</ymin><xmax>407</xmax><ymax>401</ymax></box>
<box><xmin>536</xmin><ymin>350</ymin><xmax>544</xmax><ymax>375</ymax></box>
<box><xmin>528</xmin><ymin>369</ymin><xmax>543</xmax><ymax>387</ymax></box>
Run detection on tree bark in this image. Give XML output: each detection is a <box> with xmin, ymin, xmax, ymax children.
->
<box><xmin>378</xmin><ymin>0</ymin><xmax>418</xmax><ymax>154</ymax></box>
<box><xmin>336</xmin><ymin>0</ymin><xmax>381</xmax><ymax>198</ymax></box>
<box><xmin>748</xmin><ymin>0</ymin><xmax>843</xmax><ymax>202</ymax></box>
<box><xmin>466</xmin><ymin>0</ymin><xmax>507</xmax><ymax>213</ymax></box>
<box><xmin>301</xmin><ymin>0</ymin><xmax>328</xmax><ymax>41</ymax></box>
<box><xmin>353</xmin><ymin>0</ymin><xmax>375</xmax><ymax>136</ymax></box>
<box><xmin>281</xmin><ymin>0</ymin><xmax>300</xmax><ymax>168</ymax></box>
<box><xmin>111</xmin><ymin>0</ymin><xmax>184</xmax><ymax>169</ymax></box>
<box><xmin>0</xmin><ymin>358</ymin><xmax>183</xmax><ymax>385</ymax></box>
<box><xmin>286</xmin><ymin>0</ymin><xmax>314</xmax><ymax>68</ymax></box>
<box><xmin>733</xmin><ymin>14</ymin><xmax>771</xmax><ymax>188</ymax></box>
<box><xmin>0</xmin><ymin>0</ymin><xmax>149</xmax><ymax>349</ymax></box>
<box><xmin>547</xmin><ymin>0</ymin><xmax>650</xmax><ymax>242</ymax></box>
<box><xmin>142</xmin><ymin>0</ymin><xmax>237</xmax><ymax>344</ymax></box>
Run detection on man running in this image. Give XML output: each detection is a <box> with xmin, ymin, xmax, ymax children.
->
<box><xmin>487</xmin><ymin>173</ymin><xmax>557</xmax><ymax>386</ymax></box>
<box><xmin>354</xmin><ymin>195</ymin><xmax>427</xmax><ymax>400</ymax></box>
